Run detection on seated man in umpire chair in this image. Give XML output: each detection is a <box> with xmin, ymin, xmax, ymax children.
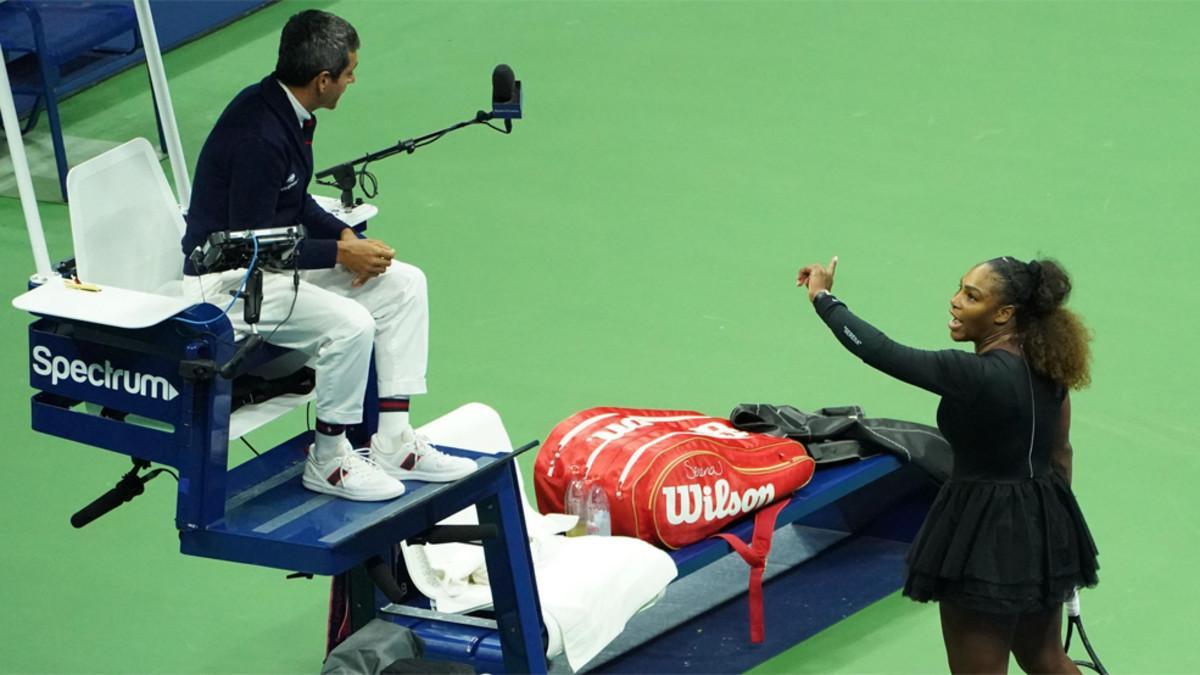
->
<box><xmin>181</xmin><ymin>10</ymin><xmax>474</xmax><ymax>501</ymax></box>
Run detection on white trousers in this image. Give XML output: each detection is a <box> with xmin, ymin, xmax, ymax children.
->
<box><xmin>183</xmin><ymin>262</ymin><xmax>429</xmax><ymax>424</ymax></box>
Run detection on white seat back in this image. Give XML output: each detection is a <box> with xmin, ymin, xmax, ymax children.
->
<box><xmin>67</xmin><ymin>137</ymin><xmax>186</xmax><ymax>296</ymax></box>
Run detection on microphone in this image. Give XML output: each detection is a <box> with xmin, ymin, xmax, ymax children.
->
<box><xmin>71</xmin><ymin>471</ymin><xmax>146</xmax><ymax>528</ymax></box>
<box><xmin>492</xmin><ymin>64</ymin><xmax>514</xmax><ymax>105</ymax></box>
<box><xmin>70</xmin><ymin>464</ymin><xmax>170</xmax><ymax>528</ymax></box>
<box><xmin>489</xmin><ymin>63</ymin><xmax>522</xmax><ymax>131</ymax></box>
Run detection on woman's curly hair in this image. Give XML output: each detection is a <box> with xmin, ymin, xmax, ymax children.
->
<box><xmin>986</xmin><ymin>257</ymin><xmax>1092</xmax><ymax>390</ymax></box>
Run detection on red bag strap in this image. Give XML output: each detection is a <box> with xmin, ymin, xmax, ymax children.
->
<box><xmin>712</xmin><ymin>497</ymin><xmax>791</xmax><ymax>644</ymax></box>
<box><xmin>326</xmin><ymin>571</ymin><xmax>352</xmax><ymax>655</ymax></box>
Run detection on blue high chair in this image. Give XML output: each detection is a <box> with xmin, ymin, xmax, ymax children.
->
<box><xmin>13</xmin><ymin>137</ymin><xmax>549</xmax><ymax>673</ymax></box>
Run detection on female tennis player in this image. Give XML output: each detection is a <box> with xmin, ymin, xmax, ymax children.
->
<box><xmin>798</xmin><ymin>255</ymin><xmax>1099</xmax><ymax>673</ymax></box>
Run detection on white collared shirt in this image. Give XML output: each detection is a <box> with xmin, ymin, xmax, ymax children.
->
<box><xmin>277</xmin><ymin>79</ymin><xmax>312</xmax><ymax>128</ymax></box>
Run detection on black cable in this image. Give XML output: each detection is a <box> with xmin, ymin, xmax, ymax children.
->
<box><xmin>358</xmin><ymin>160</ymin><xmax>379</xmax><ymax>199</ymax></box>
<box><xmin>412</xmin><ymin>129</ymin><xmax>451</xmax><ymax>149</ymax></box>
<box><xmin>260</xmin><ymin>248</ymin><xmax>303</xmax><ymax>346</ymax></box>
<box><xmin>306</xmin><ymin>401</ymin><xmax>313</xmax><ymax>432</ymax></box>
<box><xmin>261</xmin><ymin>283</ymin><xmax>300</xmax><ymax>344</ymax></box>
<box><xmin>480</xmin><ymin>119</ymin><xmax>510</xmax><ymax>134</ymax></box>
<box><xmin>176</xmin><ymin>238</ymin><xmax>261</xmax><ymax>328</ymax></box>
<box><xmin>403</xmin><ymin>116</ymin><xmax>509</xmax><ymax>151</ymax></box>
<box><xmin>241</xmin><ymin>437</ymin><xmax>261</xmax><ymax>457</ymax></box>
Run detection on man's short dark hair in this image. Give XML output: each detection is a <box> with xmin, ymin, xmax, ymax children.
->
<box><xmin>275</xmin><ymin>10</ymin><xmax>360</xmax><ymax>86</ymax></box>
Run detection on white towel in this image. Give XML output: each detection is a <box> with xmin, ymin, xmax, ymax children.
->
<box><xmin>407</xmin><ymin>404</ymin><xmax>678</xmax><ymax>670</ymax></box>
<box><xmin>525</xmin><ymin>533</ymin><xmax>676</xmax><ymax>670</ymax></box>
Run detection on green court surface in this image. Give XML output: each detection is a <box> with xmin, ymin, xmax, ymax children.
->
<box><xmin>1</xmin><ymin>1</ymin><xmax>1196</xmax><ymax>673</ymax></box>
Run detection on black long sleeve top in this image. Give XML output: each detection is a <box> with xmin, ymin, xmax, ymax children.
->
<box><xmin>812</xmin><ymin>292</ymin><xmax>1065</xmax><ymax>481</ymax></box>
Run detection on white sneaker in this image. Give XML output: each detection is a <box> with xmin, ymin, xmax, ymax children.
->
<box><xmin>371</xmin><ymin>427</ymin><xmax>477</xmax><ymax>482</ymax></box>
<box><xmin>302</xmin><ymin>439</ymin><xmax>406</xmax><ymax>501</ymax></box>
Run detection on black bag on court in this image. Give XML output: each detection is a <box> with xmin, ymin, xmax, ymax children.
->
<box><xmin>729</xmin><ymin>404</ymin><xmax>953</xmax><ymax>483</ymax></box>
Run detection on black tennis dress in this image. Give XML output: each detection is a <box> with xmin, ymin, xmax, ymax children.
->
<box><xmin>814</xmin><ymin>292</ymin><xmax>1099</xmax><ymax>613</ymax></box>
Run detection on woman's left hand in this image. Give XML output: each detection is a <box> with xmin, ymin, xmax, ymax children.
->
<box><xmin>796</xmin><ymin>256</ymin><xmax>838</xmax><ymax>302</ymax></box>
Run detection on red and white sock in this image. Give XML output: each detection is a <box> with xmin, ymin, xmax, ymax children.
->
<box><xmin>314</xmin><ymin>420</ymin><xmax>347</xmax><ymax>463</ymax></box>
<box><xmin>378</xmin><ymin>397</ymin><xmax>411</xmax><ymax>438</ymax></box>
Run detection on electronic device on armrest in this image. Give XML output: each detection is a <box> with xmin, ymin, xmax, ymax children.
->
<box><xmin>185</xmin><ymin>226</ymin><xmax>306</xmax><ymax>379</ymax></box>
<box><xmin>188</xmin><ymin>225</ymin><xmax>304</xmax><ymax>275</ymax></box>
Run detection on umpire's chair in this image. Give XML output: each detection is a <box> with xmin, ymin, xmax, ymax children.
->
<box><xmin>65</xmin><ymin>136</ymin><xmax>313</xmax><ymax>437</ymax></box>
<box><xmin>14</xmin><ymin>137</ymin><xmax>548</xmax><ymax>672</ymax></box>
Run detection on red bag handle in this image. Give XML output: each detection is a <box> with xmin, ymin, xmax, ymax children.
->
<box><xmin>712</xmin><ymin>497</ymin><xmax>791</xmax><ymax>643</ymax></box>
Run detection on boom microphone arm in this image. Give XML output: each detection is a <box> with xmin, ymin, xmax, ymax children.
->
<box><xmin>316</xmin><ymin>64</ymin><xmax>523</xmax><ymax>208</ymax></box>
<box><xmin>315</xmin><ymin>112</ymin><xmax>503</xmax><ymax>208</ymax></box>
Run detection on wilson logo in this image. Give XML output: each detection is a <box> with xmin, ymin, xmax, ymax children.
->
<box><xmin>31</xmin><ymin>345</ymin><xmax>179</xmax><ymax>402</ymax></box>
<box><xmin>689</xmin><ymin>421</ymin><xmax>750</xmax><ymax>440</ymax></box>
<box><xmin>662</xmin><ymin>478</ymin><xmax>775</xmax><ymax>525</ymax></box>
<box><xmin>588</xmin><ymin>416</ymin><xmax>653</xmax><ymax>444</ymax></box>
<box><xmin>590</xmin><ymin>418</ymin><xmax>749</xmax><ymax>446</ymax></box>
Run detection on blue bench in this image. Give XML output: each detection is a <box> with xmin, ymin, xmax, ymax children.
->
<box><xmin>379</xmin><ymin>454</ymin><xmax>936</xmax><ymax>673</ymax></box>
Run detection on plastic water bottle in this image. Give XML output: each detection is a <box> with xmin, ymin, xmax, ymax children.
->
<box><xmin>584</xmin><ymin>482</ymin><xmax>611</xmax><ymax>536</ymax></box>
<box><xmin>564</xmin><ymin>466</ymin><xmax>588</xmax><ymax>537</ymax></box>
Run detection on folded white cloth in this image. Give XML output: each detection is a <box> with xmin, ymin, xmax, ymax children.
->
<box><xmin>526</xmin><ymin>532</ymin><xmax>676</xmax><ymax>670</ymax></box>
<box><xmin>407</xmin><ymin>404</ymin><xmax>678</xmax><ymax>670</ymax></box>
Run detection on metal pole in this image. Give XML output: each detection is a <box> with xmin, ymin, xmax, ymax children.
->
<box><xmin>0</xmin><ymin>42</ymin><xmax>54</xmax><ymax>283</ymax></box>
<box><xmin>133</xmin><ymin>0</ymin><xmax>190</xmax><ymax>209</ymax></box>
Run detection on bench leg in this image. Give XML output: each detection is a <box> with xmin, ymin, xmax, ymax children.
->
<box><xmin>478</xmin><ymin>466</ymin><xmax>547</xmax><ymax>674</ymax></box>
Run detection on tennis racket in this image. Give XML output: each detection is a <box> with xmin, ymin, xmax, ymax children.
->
<box><xmin>1065</xmin><ymin>589</ymin><xmax>1108</xmax><ymax>674</ymax></box>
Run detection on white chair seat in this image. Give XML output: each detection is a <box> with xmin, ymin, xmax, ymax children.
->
<box><xmin>67</xmin><ymin>137</ymin><xmax>187</xmax><ymax>294</ymax></box>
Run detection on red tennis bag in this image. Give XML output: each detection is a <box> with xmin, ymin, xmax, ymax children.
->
<box><xmin>535</xmin><ymin>407</ymin><xmax>815</xmax><ymax>550</ymax></box>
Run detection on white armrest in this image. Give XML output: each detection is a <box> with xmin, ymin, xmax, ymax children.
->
<box><xmin>12</xmin><ymin>280</ymin><xmax>194</xmax><ymax>329</ymax></box>
<box><xmin>311</xmin><ymin>194</ymin><xmax>379</xmax><ymax>227</ymax></box>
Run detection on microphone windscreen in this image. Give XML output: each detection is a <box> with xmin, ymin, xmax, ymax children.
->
<box><xmin>492</xmin><ymin>64</ymin><xmax>515</xmax><ymax>104</ymax></box>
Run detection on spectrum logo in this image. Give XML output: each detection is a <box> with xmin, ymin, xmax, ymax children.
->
<box><xmin>31</xmin><ymin>345</ymin><xmax>179</xmax><ymax>402</ymax></box>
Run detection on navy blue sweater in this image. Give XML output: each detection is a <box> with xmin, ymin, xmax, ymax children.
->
<box><xmin>182</xmin><ymin>75</ymin><xmax>348</xmax><ymax>272</ymax></box>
